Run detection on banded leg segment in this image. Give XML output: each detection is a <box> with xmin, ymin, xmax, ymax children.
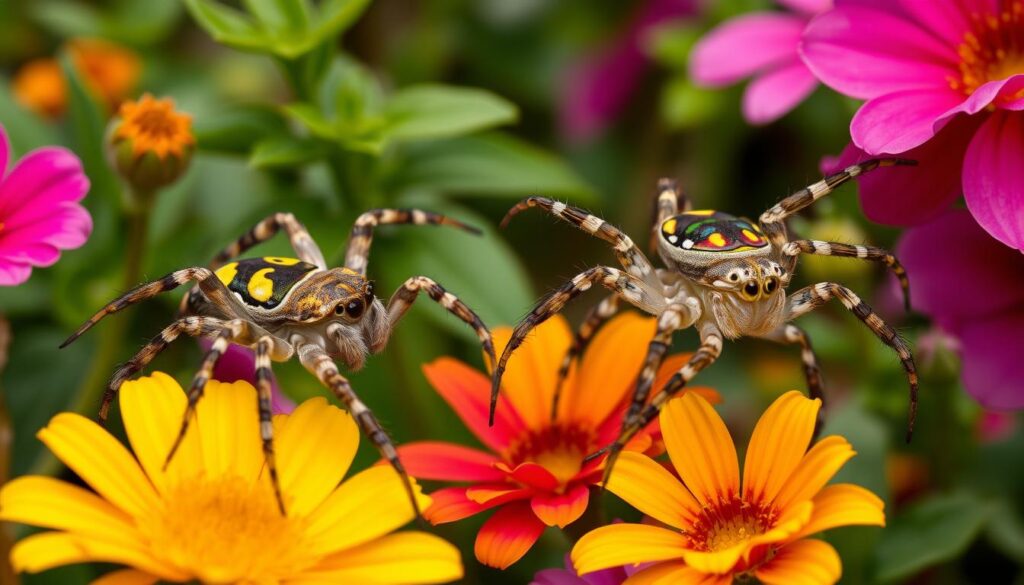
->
<box><xmin>650</xmin><ymin>178</ymin><xmax>691</xmax><ymax>252</ymax></box>
<box><xmin>211</xmin><ymin>212</ymin><xmax>326</xmax><ymax>269</ymax></box>
<box><xmin>344</xmin><ymin>209</ymin><xmax>481</xmax><ymax>276</ymax></box>
<box><xmin>296</xmin><ymin>341</ymin><xmax>421</xmax><ymax>517</ymax></box>
<box><xmin>621</xmin><ymin>305</ymin><xmax>691</xmax><ymax>431</ymax></box>
<box><xmin>550</xmin><ymin>295</ymin><xmax>622</xmax><ymax>420</ymax></box>
<box><xmin>489</xmin><ymin>266</ymin><xmax>665</xmax><ymax>425</ymax></box>
<box><xmin>760</xmin><ymin>323</ymin><xmax>826</xmax><ymax>437</ymax></box>
<box><xmin>782</xmin><ymin>240</ymin><xmax>911</xmax><ymax>310</ymax></box>
<box><xmin>385</xmin><ymin>276</ymin><xmax>496</xmax><ymax>369</ymax></box>
<box><xmin>61</xmin><ymin>267</ymin><xmax>245</xmax><ymax>348</ymax></box>
<box><xmin>255</xmin><ymin>337</ymin><xmax>285</xmax><ymax>514</ymax></box>
<box><xmin>789</xmin><ymin>282</ymin><xmax>918</xmax><ymax>441</ymax></box>
<box><xmin>759</xmin><ymin>158</ymin><xmax>916</xmax><ymax>252</ymax></box>
<box><xmin>502</xmin><ymin>197</ymin><xmax>660</xmax><ymax>287</ymax></box>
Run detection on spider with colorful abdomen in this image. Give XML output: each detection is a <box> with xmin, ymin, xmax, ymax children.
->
<box><xmin>490</xmin><ymin>158</ymin><xmax>919</xmax><ymax>483</ymax></box>
<box><xmin>61</xmin><ymin>209</ymin><xmax>496</xmax><ymax>516</ymax></box>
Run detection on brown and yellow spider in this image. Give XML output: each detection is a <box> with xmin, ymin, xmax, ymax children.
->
<box><xmin>62</xmin><ymin>209</ymin><xmax>496</xmax><ymax>515</ymax></box>
<box><xmin>490</xmin><ymin>159</ymin><xmax>919</xmax><ymax>481</ymax></box>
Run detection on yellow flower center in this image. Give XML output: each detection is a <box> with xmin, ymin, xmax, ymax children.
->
<box><xmin>506</xmin><ymin>424</ymin><xmax>595</xmax><ymax>489</ymax></box>
<box><xmin>951</xmin><ymin>1</ymin><xmax>1024</xmax><ymax>99</ymax></box>
<box><xmin>689</xmin><ymin>497</ymin><xmax>777</xmax><ymax>553</ymax></box>
<box><xmin>114</xmin><ymin>93</ymin><xmax>194</xmax><ymax>160</ymax></box>
<box><xmin>145</xmin><ymin>474</ymin><xmax>312</xmax><ymax>583</ymax></box>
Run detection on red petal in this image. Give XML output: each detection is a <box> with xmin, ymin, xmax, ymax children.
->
<box><xmin>397</xmin><ymin>441</ymin><xmax>506</xmax><ymax>482</ymax></box>
<box><xmin>530</xmin><ymin>483</ymin><xmax>591</xmax><ymax>528</ymax></box>
<box><xmin>425</xmin><ymin>487</ymin><xmax>497</xmax><ymax>524</ymax></box>
<box><xmin>474</xmin><ymin>501</ymin><xmax>547</xmax><ymax>569</ymax></box>
<box><xmin>509</xmin><ymin>462</ymin><xmax>560</xmax><ymax>491</ymax></box>
<box><xmin>466</xmin><ymin>484</ymin><xmax>532</xmax><ymax>506</ymax></box>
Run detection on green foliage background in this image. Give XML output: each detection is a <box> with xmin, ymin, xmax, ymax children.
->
<box><xmin>0</xmin><ymin>1</ymin><xmax>1021</xmax><ymax>583</ymax></box>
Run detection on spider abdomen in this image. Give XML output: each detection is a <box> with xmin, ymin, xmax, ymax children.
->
<box><xmin>214</xmin><ymin>256</ymin><xmax>320</xmax><ymax>310</ymax></box>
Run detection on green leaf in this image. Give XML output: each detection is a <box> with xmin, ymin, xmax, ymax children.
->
<box><xmin>311</xmin><ymin>0</ymin><xmax>371</xmax><ymax>44</ymax></box>
<box><xmin>32</xmin><ymin>0</ymin><xmax>183</xmax><ymax>44</ymax></box>
<box><xmin>875</xmin><ymin>492</ymin><xmax>992</xmax><ymax>582</ymax></box>
<box><xmin>249</xmin><ymin>135</ymin><xmax>323</xmax><ymax>168</ymax></box>
<box><xmin>385</xmin><ymin>133</ymin><xmax>595</xmax><ymax>201</ymax></box>
<box><xmin>194</xmin><ymin>105</ymin><xmax>289</xmax><ymax>154</ymax></box>
<box><xmin>30</xmin><ymin>1</ymin><xmax>102</xmax><ymax>39</ymax></box>
<box><xmin>987</xmin><ymin>498</ymin><xmax>1024</xmax><ymax>562</ymax></box>
<box><xmin>384</xmin><ymin>84</ymin><xmax>517</xmax><ymax>142</ymax></box>
<box><xmin>242</xmin><ymin>0</ymin><xmax>309</xmax><ymax>36</ymax></box>
<box><xmin>184</xmin><ymin>0</ymin><xmax>270</xmax><ymax>53</ymax></box>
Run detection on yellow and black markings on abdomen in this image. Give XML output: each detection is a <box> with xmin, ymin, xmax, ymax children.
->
<box><xmin>214</xmin><ymin>257</ymin><xmax>319</xmax><ymax>309</ymax></box>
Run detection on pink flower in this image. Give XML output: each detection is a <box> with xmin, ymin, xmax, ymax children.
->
<box><xmin>0</xmin><ymin>123</ymin><xmax>91</xmax><ymax>285</ymax></box>
<box><xmin>802</xmin><ymin>0</ymin><xmax>1024</xmax><ymax>251</ymax></box>
<box><xmin>690</xmin><ymin>0</ymin><xmax>831</xmax><ymax>124</ymax></box>
<box><xmin>199</xmin><ymin>339</ymin><xmax>296</xmax><ymax>414</ymax></box>
<box><xmin>898</xmin><ymin>210</ymin><xmax>1024</xmax><ymax>409</ymax></box>
<box><xmin>532</xmin><ymin>555</ymin><xmax>634</xmax><ymax>585</ymax></box>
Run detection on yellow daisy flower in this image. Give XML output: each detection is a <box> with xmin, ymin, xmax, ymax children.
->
<box><xmin>0</xmin><ymin>372</ymin><xmax>463</xmax><ymax>585</ymax></box>
<box><xmin>572</xmin><ymin>390</ymin><xmax>885</xmax><ymax>585</ymax></box>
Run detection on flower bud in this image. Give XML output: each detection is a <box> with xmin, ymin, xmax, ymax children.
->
<box><xmin>107</xmin><ymin>94</ymin><xmax>194</xmax><ymax>194</ymax></box>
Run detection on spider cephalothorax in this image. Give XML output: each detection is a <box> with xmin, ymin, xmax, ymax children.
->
<box><xmin>489</xmin><ymin>159</ymin><xmax>918</xmax><ymax>483</ymax></box>
<box><xmin>63</xmin><ymin>210</ymin><xmax>496</xmax><ymax>515</ymax></box>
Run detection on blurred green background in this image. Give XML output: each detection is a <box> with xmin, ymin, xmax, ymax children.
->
<box><xmin>0</xmin><ymin>1</ymin><xmax>1021</xmax><ymax>583</ymax></box>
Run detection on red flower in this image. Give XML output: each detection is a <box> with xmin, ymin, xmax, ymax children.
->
<box><xmin>399</xmin><ymin>313</ymin><xmax>720</xmax><ymax>569</ymax></box>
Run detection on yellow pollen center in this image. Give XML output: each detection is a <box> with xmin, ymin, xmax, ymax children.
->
<box><xmin>705</xmin><ymin>514</ymin><xmax>766</xmax><ymax>552</ymax></box>
<box><xmin>688</xmin><ymin>497</ymin><xmax>777</xmax><ymax>554</ymax></box>
<box><xmin>115</xmin><ymin>93</ymin><xmax>194</xmax><ymax>159</ymax></box>
<box><xmin>506</xmin><ymin>424</ymin><xmax>595</xmax><ymax>491</ymax></box>
<box><xmin>951</xmin><ymin>2</ymin><xmax>1024</xmax><ymax>99</ymax></box>
<box><xmin>144</xmin><ymin>475</ymin><xmax>311</xmax><ymax>582</ymax></box>
<box><xmin>533</xmin><ymin>445</ymin><xmax>585</xmax><ymax>487</ymax></box>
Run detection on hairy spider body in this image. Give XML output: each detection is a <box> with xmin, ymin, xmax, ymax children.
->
<box><xmin>62</xmin><ymin>210</ymin><xmax>496</xmax><ymax>516</ymax></box>
<box><xmin>490</xmin><ymin>159</ymin><xmax>919</xmax><ymax>484</ymax></box>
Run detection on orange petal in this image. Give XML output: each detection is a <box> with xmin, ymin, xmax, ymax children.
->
<box><xmin>92</xmin><ymin>569</ymin><xmax>160</xmax><ymax>585</ymax></box>
<box><xmin>626</xmin><ymin>562</ymin><xmax>732</xmax><ymax>585</ymax></box>
<box><xmin>493</xmin><ymin>316</ymin><xmax>572</xmax><ymax>429</ymax></box>
<box><xmin>791</xmin><ymin>484</ymin><xmax>885</xmax><ymax>541</ymax></box>
<box><xmin>661</xmin><ymin>392</ymin><xmax>739</xmax><ymax>507</ymax></box>
<box><xmin>530</xmin><ymin>483</ymin><xmax>590</xmax><ymax>528</ymax></box>
<box><xmin>755</xmin><ymin>539</ymin><xmax>841</xmax><ymax>585</ymax></box>
<box><xmin>563</xmin><ymin>313</ymin><xmax>657</xmax><ymax>425</ymax></box>
<box><xmin>603</xmin><ymin>451</ymin><xmax>700</xmax><ymax>531</ymax></box>
<box><xmin>423</xmin><ymin>357</ymin><xmax>526</xmax><ymax>451</ymax></box>
<box><xmin>397</xmin><ymin>442</ymin><xmax>505</xmax><ymax>482</ymax></box>
<box><xmin>474</xmin><ymin>500</ymin><xmax>547</xmax><ymax>569</ymax></box>
<box><xmin>742</xmin><ymin>391</ymin><xmax>820</xmax><ymax>505</ymax></box>
<box><xmin>466</xmin><ymin>484</ymin><xmax>531</xmax><ymax>506</ymax></box>
<box><xmin>772</xmin><ymin>436</ymin><xmax>855</xmax><ymax>511</ymax></box>
<box><xmin>572</xmin><ymin>523</ymin><xmax>688</xmax><ymax>575</ymax></box>
<box><xmin>302</xmin><ymin>531</ymin><xmax>463</xmax><ymax>584</ymax></box>
<box><xmin>424</xmin><ymin>487</ymin><xmax>503</xmax><ymax>524</ymax></box>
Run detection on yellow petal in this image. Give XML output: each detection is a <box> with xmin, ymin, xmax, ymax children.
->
<box><xmin>92</xmin><ymin>569</ymin><xmax>160</xmax><ymax>585</ymax></box>
<box><xmin>276</xmin><ymin>396</ymin><xmax>359</xmax><ymax>517</ymax></box>
<box><xmin>564</xmin><ymin>313</ymin><xmax>657</xmax><ymax>425</ymax></box>
<box><xmin>305</xmin><ymin>465</ymin><xmax>430</xmax><ymax>556</ymax></box>
<box><xmin>37</xmin><ymin>413</ymin><xmax>159</xmax><ymax>520</ymax></box>
<box><xmin>661</xmin><ymin>392</ymin><xmax>739</xmax><ymax>507</ymax></box>
<box><xmin>603</xmin><ymin>451</ymin><xmax>701</xmax><ymax>531</ymax></box>
<box><xmin>0</xmin><ymin>476</ymin><xmax>142</xmax><ymax>550</ymax></box>
<box><xmin>792</xmin><ymin>484</ymin><xmax>885</xmax><ymax>541</ymax></box>
<box><xmin>10</xmin><ymin>532</ymin><xmax>185</xmax><ymax>580</ymax></box>
<box><xmin>120</xmin><ymin>372</ymin><xmax>202</xmax><ymax>492</ymax></box>
<box><xmin>294</xmin><ymin>532</ymin><xmax>463</xmax><ymax>585</ymax></box>
<box><xmin>772</xmin><ymin>436</ymin><xmax>855</xmax><ymax>511</ymax></box>
<box><xmin>755</xmin><ymin>539</ymin><xmax>841</xmax><ymax>585</ymax></box>
<box><xmin>742</xmin><ymin>391</ymin><xmax>819</xmax><ymax>505</ymax></box>
<box><xmin>571</xmin><ymin>523</ymin><xmax>688</xmax><ymax>575</ymax></box>
<box><xmin>625</xmin><ymin>562</ymin><xmax>732</xmax><ymax>585</ymax></box>
<box><xmin>493</xmin><ymin>315</ymin><xmax>571</xmax><ymax>429</ymax></box>
<box><xmin>194</xmin><ymin>379</ymin><xmax>263</xmax><ymax>481</ymax></box>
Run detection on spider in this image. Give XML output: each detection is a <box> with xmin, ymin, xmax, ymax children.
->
<box><xmin>489</xmin><ymin>158</ymin><xmax>919</xmax><ymax>482</ymax></box>
<box><xmin>61</xmin><ymin>209</ymin><xmax>496</xmax><ymax>515</ymax></box>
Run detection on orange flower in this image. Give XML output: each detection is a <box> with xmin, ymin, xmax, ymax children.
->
<box><xmin>109</xmin><ymin>94</ymin><xmax>195</xmax><ymax>191</ymax></box>
<box><xmin>12</xmin><ymin>58</ymin><xmax>67</xmax><ymax>118</ymax></box>
<box><xmin>69</xmin><ymin>38</ymin><xmax>141</xmax><ymax>109</ymax></box>
<box><xmin>572</xmin><ymin>391</ymin><xmax>885</xmax><ymax>585</ymax></box>
<box><xmin>398</xmin><ymin>313</ymin><xmax>719</xmax><ymax>569</ymax></box>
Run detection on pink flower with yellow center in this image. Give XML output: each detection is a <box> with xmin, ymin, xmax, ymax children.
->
<box><xmin>572</xmin><ymin>390</ymin><xmax>885</xmax><ymax>585</ymax></box>
<box><xmin>399</xmin><ymin>313</ymin><xmax>720</xmax><ymax>569</ymax></box>
<box><xmin>802</xmin><ymin>0</ymin><xmax>1024</xmax><ymax>251</ymax></box>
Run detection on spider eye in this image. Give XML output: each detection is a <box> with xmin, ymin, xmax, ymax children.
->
<box><xmin>764</xmin><ymin>277</ymin><xmax>779</xmax><ymax>295</ymax></box>
<box><xmin>742</xmin><ymin>281</ymin><xmax>760</xmax><ymax>300</ymax></box>
<box><xmin>365</xmin><ymin>280</ymin><xmax>375</xmax><ymax>301</ymax></box>
<box><xmin>345</xmin><ymin>299</ymin><xmax>365</xmax><ymax>318</ymax></box>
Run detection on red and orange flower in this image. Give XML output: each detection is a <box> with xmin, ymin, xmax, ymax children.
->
<box><xmin>399</xmin><ymin>313</ymin><xmax>719</xmax><ymax>569</ymax></box>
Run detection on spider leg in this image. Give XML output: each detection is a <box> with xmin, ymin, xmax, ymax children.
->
<box><xmin>490</xmin><ymin>266</ymin><xmax>665</xmax><ymax>425</ymax></box>
<box><xmin>61</xmin><ymin>267</ymin><xmax>245</xmax><ymax>348</ymax></box>
<box><xmin>255</xmin><ymin>336</ymin><xmax>286</xmax><ymax>515</ymax></box>
<box><xmin>295</xmin><ymin>340</ymin><xmax>422</xmax><ymax>517</ymax></box>
<box><xmin>649</xmin><ymin>178</ymin><xmax>691</xmax><ymax>252</ymax></box>
<box><xmin>759</xmin><ymin>323</ymin><xmax>826</xmax><ymax>438</ymax></box>
<box><xmin>383</xmin><ymin>276</ymin><xmax>496</xmax><ymax>368</ymax></box>
<box><xmin>502</xmin><ymin>197</ymin><xmax>660</xmax><ymax>287</ymax></box>
<box><xmin>211</xmin><ymin>212</ymin><xmax>327</xmax><ymax>269</ymax></box>
<box><xmin>550</xmin><ymin>294</ymin><xmax>622</xmax><ymax>420</ymax></box>
<box><xmin>789</xmin><ymin>282</ymin><xmax>918</xmax><ymax>442</ymax></box>
<box><xmin>758</xmin><ymin>158</ymin><xmax>916</xmax><ymax>252</ymax></box>
<box><xmin>782</xmin><ymin>240</ymin><xmax>912</xmax><ymax>311</ymax></box>
<box><xmin>596</xmin><ymin>323</ymin><xmax>723</xmax><ymax>484</ymax></box>
<box><xmin>344</xmin><ymin>209</ymin><xmax>481</xmax><ymax>276</ymax></box>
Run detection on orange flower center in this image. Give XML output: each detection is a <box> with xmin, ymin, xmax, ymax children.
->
<box><xmin>688</xmin><ymin>496</ymin><xmax>778</xmax><ymax>553</ymax></box>
<box><xmin>951</xmin><ymin>1</ymin><xmax>1024</xmax><ymax>99</ymax></box>
<box><xmin>506</xmin><ymin>424</ymin><xmax>596</xmax><ymax>487</ymax></box>
<box><xmin>115</xmin><ymin>93</ymin><xmax>194</xmax><ymax>159</ymax></box>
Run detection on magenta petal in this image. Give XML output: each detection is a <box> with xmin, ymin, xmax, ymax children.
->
<box><xmin>0</xmin><ymin>260</ymin><xmax>32</xmax><ymax>286</ymax></box>
<box><xmin>531</xmin><ymin>569</ymin><xmax>589</xmax><ymax>585</ymax></box>
<box><xmin>2</xmin><ymin>202</ymin><xmax>92</xmax><ymax>253</ymax></box>
<box><xmin>897</xmin><ymin>210</ymin><xmax>1024</xmax><ymax>329</ymax></box>
<box><xmin>962</xmin><ymin>111</ymin><xmax>1024</xmax><ymax>251</ymax></box>
<box><xmin>895</xmin><ymin>0</ymin><xmax>994</xmax><ymax>45</ymax></box>
<box><xmin>690</xmin><ymin>12</ymin><xmax>806</xmax><ymax>86</ymax></box>
<box><xmin>0</xmin><ymin>147</ymin><xmax>87</xmax><ymax>218</ymax></box>
<box><xmin>742</xmin><ymin>59</ymin><xmax>818</xmax><ymax>124</ymax></box>
<box><xmin>935</xmin><ymin>74</ymin><xmax>1024</xmax><ymax>129</ymax></box>
<box><xmin>958</xmin><ymin>312</ymin><xmax>1024</xmax><ymax>409</ymax></box>
<box><xmin>778</xmin><ymin>0</ymin><xmax>831</xmax><ymax>15</ymax></box>
<box><xmin>801</xmin><ymin>6</ymin><xmax>958</xmax><ymax>99</ymax></box>
<box><xmin>851</xmin><ymin>88</ymin><xmax>964</xmax><ymax>154</ymax></box>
